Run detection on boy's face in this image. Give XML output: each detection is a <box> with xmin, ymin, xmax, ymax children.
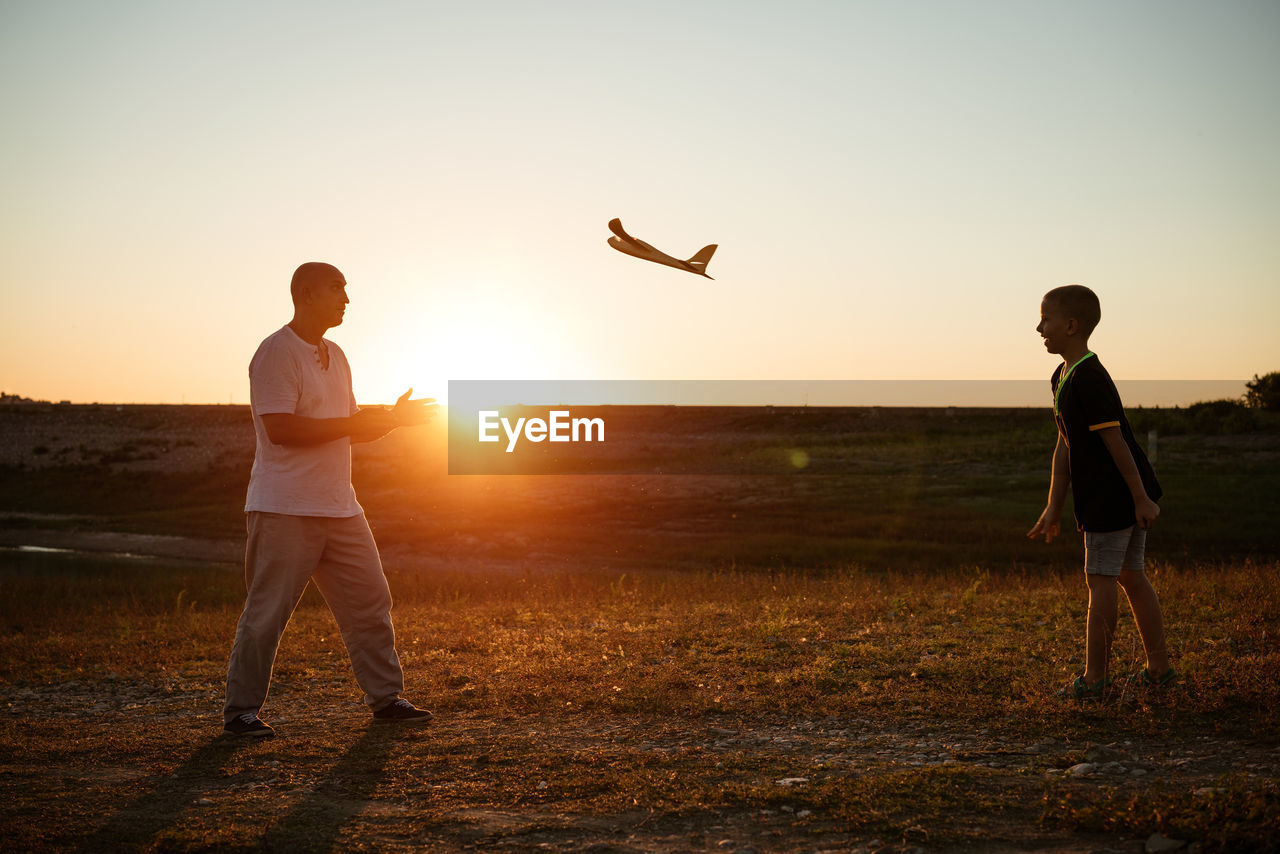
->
<box><xmin>1036</xmin><ymin>298</ymin><xmax>1076</xmax><ymax>355</ymax></box>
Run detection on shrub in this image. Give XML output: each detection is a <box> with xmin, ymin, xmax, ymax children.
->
<box><xmin>1129</xmin><ymin>400</ymin><xmax>1262</xmax><ymax>436</ymax></box>
<box><xmin>1186</xmin><ymin>399</ymin><xmax>1258</xmax><ymax>435</ymax></box>
<box><xmin>1246</xmin><ymin>372</ymin><xmax>1280</xmax><ymax>411</ymax></box>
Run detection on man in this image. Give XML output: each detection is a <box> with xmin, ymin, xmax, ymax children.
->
<box><xmin>223</xmin><ymin>262</ymin><xmax>433</xmax><ymax>737</ymax></box>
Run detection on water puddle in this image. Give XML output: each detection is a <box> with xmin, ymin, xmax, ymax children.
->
<box><xmin>0</xmin><ymin>544</ymin><xmax>239</xmax><ymax>575</ymax></box>
<box><xmin>2</xmin><ymin>543</ymin><xmax>156</xmax><ymax>560</ymax></box>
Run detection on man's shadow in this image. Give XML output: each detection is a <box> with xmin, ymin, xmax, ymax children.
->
<box><xmin>262</xmin><ymin>723</ymin><xmax>407</xmax><ymax>851</ymax></box>
<box><xmin>76</xmin><ymin>724</ymin><xmax>411</xmax><ymax>853</ymax></box>
<box><xmin>75</xmin><ymin>733</ymin><xmax>258</xmax><ymax>852</ymax></box>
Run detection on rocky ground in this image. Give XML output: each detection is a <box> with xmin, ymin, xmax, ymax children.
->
<box><xmin>0</xmin><ymin>403</ymin><xmax>254</xmax><ymax>472</ymax></box>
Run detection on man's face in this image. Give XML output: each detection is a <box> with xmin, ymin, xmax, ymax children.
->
<box><xmin>1036</xmin><ymin>298</ymin><xmax>1074</xmax><ymax>355</ymax></box>
<box><xmin>308</xmin><ymin>272</ymin><xmax>349</xmax><ymax>328</ymax></box>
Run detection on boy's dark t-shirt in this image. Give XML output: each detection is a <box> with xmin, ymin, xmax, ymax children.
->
<box><xmin>1052</xmin><ymin>354</ymin><xmax>1162</xmax><ymax>533</ymax></box>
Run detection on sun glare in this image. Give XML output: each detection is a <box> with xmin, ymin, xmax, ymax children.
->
<box><xmin>358</xmin><ymin>285</ymin><xmax>572</xmax><ymax>406</ymax></box>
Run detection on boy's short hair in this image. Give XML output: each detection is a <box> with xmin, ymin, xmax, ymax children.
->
<box><xmin>1044</xmin><ymin>284</ymin><xmax>1101</xmax><ymax>337</ymax></box>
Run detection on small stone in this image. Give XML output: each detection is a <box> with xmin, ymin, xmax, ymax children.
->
<box><xmin>1068</xmin><ymin>762</ymin><xmax>1096</xmax><ymax>776</ymax></box>
<box><xmin>1085</xmin><ymin>743</ymin><xmax>1127</xmax><ymax>763</ymax></box>
<box><xmin>196</xmin><ymin>798</ymin><xmax>213</xmax><ymax>806</ymax></box>
<box><xmin>796</xmin><ymin>809</ymin><xmax>813</xmax><ymax>818</ymax></box>
<box><xmin>1145</xmin><ymin>832</ymin><xmax>1187</xmax><ymax>853</ymax></box>
<box><xmin>775</xmin><ymin>777</ymin><xmax>809</xmax><ymax>786</ymax></box>
<box><xmin>1193</xmin><ymin>787</ymin><xmax>1225</xmax><ymax>797</ymax></box>
<box><xmin>536</xmin><ymin>780</ymin><xmax>548</xmax><ymax>790</ymax></box>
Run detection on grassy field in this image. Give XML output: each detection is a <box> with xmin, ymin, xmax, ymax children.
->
<box><xmin>2</xmin><ymin>552</ymin><xmax>1278</xmax><ymax>852</ymax></box>
<box><xmin>3</xmin><ymin>404</ymin><xmax>1278</xmax><ymax>572</ymax></box>
<box><xmin>1</xmin><ymin>404</ymin><xmax>1278</xmax><ymax>851</ymax></box>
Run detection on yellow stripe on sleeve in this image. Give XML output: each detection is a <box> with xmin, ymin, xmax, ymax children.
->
<box><xmin>1089</xmin><ymin>421</ymin><xmax>1121</xmax><ymax>431</ymax></box>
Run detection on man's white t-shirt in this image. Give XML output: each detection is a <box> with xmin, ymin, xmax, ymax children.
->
<box><xmin>245</xmin><ymin>326</ymin><xmax>363</xmax><ymax>517</ymax></box>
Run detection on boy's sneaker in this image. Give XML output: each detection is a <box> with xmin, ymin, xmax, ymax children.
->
<box><xmin>372</xmin><ymin>698</ymin><xmax>433</xmax><ymax>723</ymax></box>
<box><xmin>223</xmin><ymin>712</ymin><xmax>275</xmax><ymax>738</ymax></box>
<box><xmin>1057</xmin><ymin>676</ymin><xmax>1109</xmax><ymax>700</ymax></box>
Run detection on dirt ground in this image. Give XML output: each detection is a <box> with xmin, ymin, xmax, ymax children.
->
<box><xmin>5</xmin><ymin>671</ymin><xmax>1277</xmax><ymax>853</ymax></box>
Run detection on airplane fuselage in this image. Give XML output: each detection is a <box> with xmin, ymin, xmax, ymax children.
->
<box><xmin>607</xmin><ymin>236</ymin><xmax>712</xmax><ymax>278</ymax></box>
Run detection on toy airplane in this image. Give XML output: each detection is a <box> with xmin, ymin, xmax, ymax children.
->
<box><xmin>607</xmin><ymin>218</ymin><xmax>717</xmax><ymax>279</ymax></box>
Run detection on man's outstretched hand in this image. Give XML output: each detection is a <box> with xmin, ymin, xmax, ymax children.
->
<box><xmin>347</xmin><ymin>390</ymin><xmax>436</xmax><ymax>443</ymax></box>
<box><xmin>392</xmin><ymin>388</ymin><xmax>436</xmax><ymax>428</ymax></box>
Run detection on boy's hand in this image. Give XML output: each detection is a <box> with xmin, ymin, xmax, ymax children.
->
<box><xmin>1028</xmin><ymin>507</ymin><xmax>1062</xmax><ymax>543</ymax></box>
<box><xmin>1134</xmin><ymin>497</ymin><xmax>1160</xmax><ymax>530</ymax></box>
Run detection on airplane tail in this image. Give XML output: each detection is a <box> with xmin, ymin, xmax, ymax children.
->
<box><xmin>685</xmin><ymin>244</ymin><xmax>717</xmax><ymax>278</ymax></box>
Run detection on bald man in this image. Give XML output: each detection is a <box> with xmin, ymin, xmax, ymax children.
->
<box><xmin>223</xmin><ymin>262</ymin><xmax>434</xmax><ymax>737</ymax></box>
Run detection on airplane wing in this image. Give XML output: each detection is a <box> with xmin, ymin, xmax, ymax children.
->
<box><xmin>607</xmin><ymin>218</ymin><xmax>641</xmax><ymax>246</ymax></box>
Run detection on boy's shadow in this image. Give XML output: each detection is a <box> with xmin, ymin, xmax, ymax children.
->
<box><xmin>76</xmin><ymin>723</ymin><xmax>412</xmax><ymax>853</ymax></box>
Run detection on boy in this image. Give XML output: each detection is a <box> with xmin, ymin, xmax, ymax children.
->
<box><xmin>1027</xmin><ymin>285</ymin><xmax>1176</xmax><ymax>699</ymax></box>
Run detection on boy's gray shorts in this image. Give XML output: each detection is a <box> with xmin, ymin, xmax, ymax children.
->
<box><xmin>1084</xmin><ymin>525</ymin><xmax>1147</xmax><ymax>577</ymax></box>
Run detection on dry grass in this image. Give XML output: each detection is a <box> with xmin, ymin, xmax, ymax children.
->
<box><xmin>2</xmin><ymin>554</ymin><xmax>1277</xmax><ymax>851</ymax></box>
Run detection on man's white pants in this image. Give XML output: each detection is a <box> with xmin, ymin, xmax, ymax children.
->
<box><xmin>224</xmin><ymin>511</ymin><xmax>404</xmax><ymax>723</ymax></box>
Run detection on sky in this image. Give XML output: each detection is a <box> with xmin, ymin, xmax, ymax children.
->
<box><xmin>1</xmin><ymin>0</ymin><xmax>1277</xmax><ymax>405</ymax></box>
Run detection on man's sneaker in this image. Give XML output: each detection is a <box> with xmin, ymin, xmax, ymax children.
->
<box><xmin>223</xmin><ymin>712</ymin><xmax>275</xmax><ymax>738</ymax></box>
<box><xmin>372</xmin><ymin>698</ymin><xmax>433</xmax><ymax>723</ymax></box>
